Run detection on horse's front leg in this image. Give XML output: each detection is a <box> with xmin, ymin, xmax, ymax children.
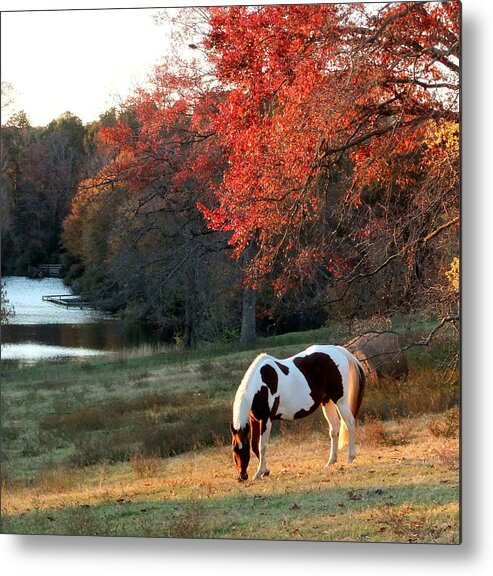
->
<box><xmin>253</xmin><ymin>419</ymin><xmax>272</xmax><ymax>480</ymax></box>
<box><xmin>249</xmin><ymin>415</ymin><xmax>261</xmax><ymax>460</ymax></box>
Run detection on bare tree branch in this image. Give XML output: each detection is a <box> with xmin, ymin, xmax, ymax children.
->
<box><xmin>423</xmin><ymin>216</ymin><xmax>459</xmax><ymax>243</ymax></box>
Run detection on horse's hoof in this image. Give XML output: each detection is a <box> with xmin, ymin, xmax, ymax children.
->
<box><xmin>253</xmin><ymin>470</ymin><xmax>268</xmax><ymax>480</ymax></box>
<box><xmin>347</xmin><ymin>456</ymin><xmax>355</xmax><ymax>464</ymax></box>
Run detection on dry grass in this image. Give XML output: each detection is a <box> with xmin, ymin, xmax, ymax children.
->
<box><xmin>427</xmin><ymin>406</ymin><xmax>460</xmax><ymax>438</ymax></box>
<box><xmin>34</xmin><ymin>391</ymin><xmax>232</xmax><ymax>468</ymax></box>
<box><xmin>359</xmin><ymin>416</ymin><xmax>387</xmax><ymax>446</ymax></box>
<box><xmin>432</xmin><ymin>441</ymin><xmax>460</xmax><ymax>472</ymax></box>
<box><xmin>130</xmin><ymin>453</ymin><xmax>165</xmax><ymax>479</ymax></box>
<box><xmin>358</xmin><ymin>415</ymin><xmax>417</xmax><ymax>447</ymax></box>
<box><xmin>369</xmin><ymin>503</ymin><xmax>456</xmax><ymax>543</ymax></box>
<box><xmin>163</xmin><ymin>500</ymin><xmax>208</xmax><ymax>539</ymax></box>
<box><xmin>1</xmin><ymin>414</ymin><xmax>460</xmax><ymax>543</ymax></box>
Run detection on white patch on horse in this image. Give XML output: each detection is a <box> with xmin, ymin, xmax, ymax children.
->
<box><xmin>232</xmin><ymin>352</ymin><xmax>269</xmax><ymax>430</ymax></box>
<box><xmin>274</xmin><ymin>358</ymin><xmax>314</xmax><ymax>420</ymax></box>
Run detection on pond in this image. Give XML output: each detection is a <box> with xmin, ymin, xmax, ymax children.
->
<box><xmin>1</xmin><ymin>277</ymin><xmax>158</xmax><ymax>365</ymax></box>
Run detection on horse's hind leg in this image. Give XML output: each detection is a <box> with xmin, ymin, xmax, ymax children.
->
<box><xmin>336</xmin><ymin>401</ymin><xmax>356</xmax><ymax>463</ymax></box>
<box><xmin>322</xmin><ymin>401</ymin><xmax>341</xmax><ymax>466</ymax></box>
<box><xmin>253</xmin><ymin>419</ymin><xmax>272</xmax><ymax>480</ymax></box>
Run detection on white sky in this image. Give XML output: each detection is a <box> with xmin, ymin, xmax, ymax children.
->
<box><xmin>1</xmin><ymin>5</ymin><xmax>176</xmax><ymax>126</ymax></box>
<box><xmin>0</xmin><ymin>0</ymin><xmax>335</xmax><ymax>128</ymax></box>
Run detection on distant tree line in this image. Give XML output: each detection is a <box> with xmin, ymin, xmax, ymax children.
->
<box><xmin>1</xmin><ymin>109</ymin><xmax>94</xmax><ymax>275</ymax></box>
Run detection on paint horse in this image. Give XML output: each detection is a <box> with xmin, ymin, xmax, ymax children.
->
<box><xmin>230</xmin><ymin>345</ymin><xmax>366</xmax><ymax>481</ymax></box>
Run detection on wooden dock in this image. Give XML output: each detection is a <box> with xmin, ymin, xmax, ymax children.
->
<box><xmin>38</xmin><ymin>264</ymin><xmax>63</xmax><ymax>277</ymax></box>
<box><xmin>42</xmin><ymin>294</ymin><xmax>87</xmax><ymax>308</ymax></box>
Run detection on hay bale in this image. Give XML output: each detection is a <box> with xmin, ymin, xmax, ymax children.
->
<box><xmin>346</xmin><ymin>331</ymin><xmax>408</xmax><ymax>386</ymax></box>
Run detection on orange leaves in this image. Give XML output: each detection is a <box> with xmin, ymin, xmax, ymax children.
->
<box><xmin>76</xmin><ymin>3</ymin><xmax>460</xmax><ymax>299</ymax></box>
<box><xmin>326</xmin><ymin>254</ymin><xmax>351</xmax><ymax>280</ymax></box>
<box><xmin>99</xmin><ymin>119</ymin><xmax>133</xmax><ymax>154</ymax></box>
<box><xmin>95</xmin><ymin>76</ymin><xmax>221</xmax><ymax>202</ymax></box>
<box><xmin>198</xmin><ymin>3</ymin><xmax>459</xmax><ymax>291</ymax></box>
<box><xmin>201</xmin><ymin>6</ymin><xmax>335</xmax><ymax>264</ymax></box>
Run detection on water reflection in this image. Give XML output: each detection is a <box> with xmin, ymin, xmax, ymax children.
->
<box><xmin>1</xmin><ymin>277</ymin><xmax>159</xmax><ymax>364</ymax></box>
<box><xmin>2</xmin><ymin>276</ymin><xmax>103</xmax><ymax>325</ymax></box>
<box><xmin>1</xmin><ymin>343</ymin><xmax>106</xmax><ymax>363</ymax></box>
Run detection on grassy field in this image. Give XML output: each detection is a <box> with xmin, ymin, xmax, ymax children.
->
<box><xmin>0</xmin><ymin>322</ymin><xmax>460</xmax><ymax>543</ymax></box>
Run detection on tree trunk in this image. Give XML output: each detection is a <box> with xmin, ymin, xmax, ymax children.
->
<box><xmin>240</xmin><ymin>284</ymin><xmax>256</xmax><ymax>346</ymax></box>
<box><xmin>239</xmin><ymin>238</ymin><xmax>257</xmax><ymax>346</ymax></box>
<box><xmin>184</xmin><ymin>264</ymin><xmax>197</xmax><ymax>349</ymax></box>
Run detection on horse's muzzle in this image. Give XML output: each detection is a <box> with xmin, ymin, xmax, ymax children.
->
<box><xmin>237</xmin><ymin>472</ymin><xmax>248</xmax><ymax>482</ymax></box>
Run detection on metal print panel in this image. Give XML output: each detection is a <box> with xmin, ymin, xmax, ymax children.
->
<box><xmin>1</xmin><ymin>1</ymin><xmax>460</xmax><ymax>543</ymax></box>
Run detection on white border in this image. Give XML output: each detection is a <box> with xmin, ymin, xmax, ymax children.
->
<box><xmin>2</xmin><ymin>1</ymin><xmax>492</xmax><ymax>574</ymax></box>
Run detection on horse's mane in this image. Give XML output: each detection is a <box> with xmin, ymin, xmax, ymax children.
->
<box><xmin>233</xmin><ymin>352</ymin><xmax>269</xmax><ymax>430</ymax></box>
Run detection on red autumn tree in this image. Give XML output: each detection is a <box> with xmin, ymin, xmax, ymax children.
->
<box><xmin>197</xmin><ymin>1</ymin><xmax>459</xmax><ymax>320</ymax></box>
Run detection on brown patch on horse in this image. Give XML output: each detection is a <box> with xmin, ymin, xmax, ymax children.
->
<box><xmin>251</xmin><ymin>385</ymin><xmax>270</xmax><ymax>428</ymax></box>
<box><xmin>260</xmin><ymin>364</ymin><xmax>278</xmax><ymax>394</ymax></box>
<box><xmin>231</xmin><ymin>423</ymin><xmax>251</xmax><ymax>478</ymax></box>
<box><xmin>270</xmin><ymin>395</ymin><xmax>280</xmax><ymax>420</ymax></box>
<box><xmin>293</xmin><ymin>352</ymin><xmax>343</xmax><ymax>419</ymax></box>
<box><xmin>292</xmin><ymin>405</ymin><xmax>319</xmax><ymax>419</ymax></box>
<box><xmin>249</xmin><ymin>414</ymin><xmax>261</xmax><ymax>459</ymax></box>
<box><xmin>251</xmin><ymin>385</ymin><xmax>281</xmax><ymax>433</ymax></box>
<box><xmin>275</xmin><ymin>361</ymin><xmax>289</xmax><ymax>375</ymax></box>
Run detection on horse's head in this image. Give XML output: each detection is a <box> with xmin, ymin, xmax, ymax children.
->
<box><xmin>230</xmin><ymin>422</ymin><xmax>250</xmax><ymax>481</ymax></box>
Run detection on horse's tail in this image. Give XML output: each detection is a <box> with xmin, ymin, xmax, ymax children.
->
<box><xmin>337</xmin><ymin>347</ymin><xmax>366</xmax><ymax>450</ymax></box>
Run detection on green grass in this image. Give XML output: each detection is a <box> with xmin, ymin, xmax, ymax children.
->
<box><xmin>1</xmin><ymin>320</ymin><xmax>459</xmax><ymax>542</ymax></box>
